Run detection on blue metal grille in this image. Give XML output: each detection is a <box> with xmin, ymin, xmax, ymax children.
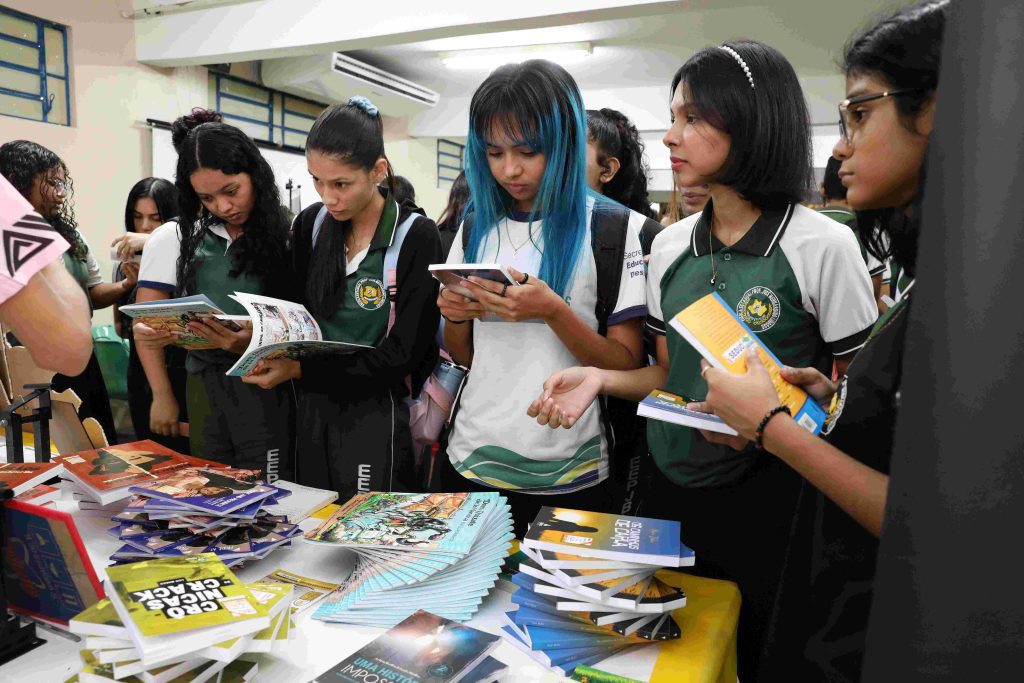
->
<box><xmin>0</xmin><ymin>6</ymin><xmax>70</xmax><ymax>126</ymax></box>
<box><xmin>213</xmin><ymin>72</ymin><xmax>324</xmax><ymax>148</ymax></box>
<box><xmin>437</xmin><ymin>139</ymin><xmax>464</xmax><ymax>187</ymax></box>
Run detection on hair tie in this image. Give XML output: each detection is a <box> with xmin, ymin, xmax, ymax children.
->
<box><xmin>719</xmin><ymin>45</ymin><xmax>755</xmax><ymax>91</ymax></box>
<box><xmin>347</xmin><ymin>96</ymin><xmax>379</xmax><ymax>116</ymax></box>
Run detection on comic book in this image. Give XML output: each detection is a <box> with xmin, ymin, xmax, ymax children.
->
<box><xmin>225</xmin><ymin>292</ymin><xmax>370</xmax><ymax>377</ymax></box>
<box><xmin>119</xmin><ymin>294</ymin><xmax>246</xmax><ymax>350</ymax></box>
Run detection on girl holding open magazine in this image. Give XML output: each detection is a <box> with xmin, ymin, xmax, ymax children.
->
<box><xmin>133</xmin><ymin>109</ymin><xmax>294</xmax><ymax>481</ymax></box>
<box><xmin>241</xmin><ymin>97</ymin><xmax>442</xmax><ymax>499</ymax></box>
<box><xmin>528</xmin><ymin>42</ymin><xmax>879</xmax><ymax>681</ymax></box>
<box><xmin>436</xmin><ymin>60</ymin><xmax>647</xmax><ymax>535</ymax></box>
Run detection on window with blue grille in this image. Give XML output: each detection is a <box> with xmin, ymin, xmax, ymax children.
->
<box><xmin>0</xmin><ymin>6</ymin><xmax>71</xmax><ymax>126</ymax></box>
<box><xmin>437</xmin><ymin>139</ymin><xmax>464</xmax><ymax>187</ymax></box>
<box><xmin>212</xmin><ymin>72</ymin><xmax>325</xmax><ymax>148</ymax></box>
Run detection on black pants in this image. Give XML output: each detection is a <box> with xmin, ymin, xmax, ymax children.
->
<box><xmin>436</xmin><ymin>446</ymin><xmax>615</xmax><ymax>538</ymax></box>
<box><xmin>295</xmin><ymin>387</ymin><xmax>416</xmax><ymax>502</ymax></box>
<box><xmin>186</xmin><ymin>368</ymin><xmax>295</xmax><ymax>483</ymax></box>
<box><xmin>52</xmin><ymin>352</ymin><xmax>117</xmax><ymax>443</ymax></box>
<box><xmin>126</xmin><ymin>340</ymin><xmax>190</xmax><ymax>454</ymax></box>
<box><xmin>644</xmin><ymin>455</ymin><xmax>803</xmax><ymax>683</ymax></box>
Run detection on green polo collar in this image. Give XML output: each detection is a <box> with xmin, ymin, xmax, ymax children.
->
<box><xmin>368</xmin><ymin>189</ymin><xmax>399</xmax><ymax>252</ymax></box>
<box><xmin>691</xmin><ymin>199</ymin><xmax>795</xmax><ymax>258</ymax></box>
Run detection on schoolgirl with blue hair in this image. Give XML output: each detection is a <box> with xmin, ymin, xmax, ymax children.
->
<box><xmin>437</xmin><ymin>59</ymin><xmax>648</xmax><ymax>534</ymax></box>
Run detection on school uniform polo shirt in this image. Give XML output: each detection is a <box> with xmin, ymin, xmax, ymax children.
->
<box><xmin>646</xmin><ymin>201</ymin><xmax>878</xmax><ymax>487</ymax></box>
<box><xmin>446</xmin><ymin>198</ymin><xmax>648</xmax><ymax>494</ymax></box>
<box><xmin>818</xmin><ymin>207</ymin><xmax>886</xmax><ymax>278</ymax></box>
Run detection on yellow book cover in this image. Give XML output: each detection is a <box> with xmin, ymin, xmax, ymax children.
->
<box><xmin>106</xmin><ymin>554</ymin><xmax>268</xmax><ymax>640</ymax></box>
<box><xmin>670</xmin><ymin>292</ymin><xmax>826</xmax><ymax>434</ymax></box>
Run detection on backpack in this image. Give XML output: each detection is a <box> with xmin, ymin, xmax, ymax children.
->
<box><xmin>459</xmin><ymin>203</ymin><xmax>664</xmax><ymax>514</ymax></box>
<box><xmin>312</xmin><ymin>206</ymin><xmax>462</xmax><ymax>452</ymax></box>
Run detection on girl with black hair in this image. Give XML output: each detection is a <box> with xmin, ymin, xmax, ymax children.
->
<box><xmin>530</xmin><ymin>41</ymin><xmax>878</xmax><ymax>679</ymax></box>
<box><xmin>585</xmin><ymin>107</ymin><xmax>654</xmax><ymax>218</ymax></box>
<box><xmin>0</xmin><ymin>140</ymin><xmax>130</xmax><ymax>441</ymax></box>
<box><xmin>112</xmin><ymin>178</ymin><xmax>190</xmax><ymax>453</ymax></box>
<box><xmin>436</xmin><ymin>170</ymin><xmax>469</xmax><ymax>258</ymax></box>
<box><xmin>698</xmin><ymin>3</ymin><xmax>947</xmax><ymax>679</ymax></box>
<box><xmin>242</xmin><ymin>97</ymin><xmax>441</xmax><ymax>499</ymax></box>
<box><xmin>439</xmin><ymin>60</ymin><xmax>647</xmax><ymax>534</ymax></box>
<box><xmin>134</xmin><ymin>109</ymin><xmax>293</xmax><ymax>481</ymax></box>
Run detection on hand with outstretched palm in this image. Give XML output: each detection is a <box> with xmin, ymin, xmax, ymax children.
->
<box><xmin>527</xmin><ymin>366</ymin><xmax>602</xmax><ymax>429</ymax></box>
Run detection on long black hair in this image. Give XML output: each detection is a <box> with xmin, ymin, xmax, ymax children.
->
<box><xmin>124</xmin><ymin>177</ymin><xmax>179</xmax><ymax>233</ymax></box>
<box><xmin>846</xmin><ymin>0</ymin><xmax>948</xmax><ymax>278</ymax></box>
<box><xmin>437</xmin><ymin>171</ymin><xmax>469</xmax><ymax>234</ymax></box>
<box><xmin>171</xmin><ymin>108</ymin><xmax>289</xmax><ymax>297</ymax></box>
<box><xmin>671</xmin><ymin>40</ymin><xmax>813</xmax><ymax>210</ymax></box>
<box><xmin>587</xmin><ymin>108</ymin><xmax>654</xmax><ymax>218</ymax></box>
<box><xmin>0</xmin><ymin>139</ymin><xmax>87</xmax><ymax>260</ymax></box>
<box><xmin>303</xmin><ymin>98</ymin><xmax>394</xmax><ymax>318</ymax></box>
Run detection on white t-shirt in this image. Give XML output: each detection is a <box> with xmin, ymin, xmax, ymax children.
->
<box><xmin>446</xmin><ymin>198</ymin><xmax>648</xmax><ymax>494</ymax></box>
<box><xmin>138</xmin><ymin>220</ymin><xmax>228</xmax><ymax>292</ymax></box>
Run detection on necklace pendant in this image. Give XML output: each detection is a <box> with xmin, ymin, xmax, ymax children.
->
<box><xmin>710</xmin><ymin>274</ymin><xmax>716</xmax><ymax>286</ymax></box>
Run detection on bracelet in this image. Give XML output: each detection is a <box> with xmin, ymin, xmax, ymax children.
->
<box><xmin>754</xmin><ymin>405</ymin><xmax>791</xmax><ymax>450</ymax></box>
<box><xmin>441</xmin><ymin>314</ymin><xmax>467</xmax><ymax>325</ymax></box>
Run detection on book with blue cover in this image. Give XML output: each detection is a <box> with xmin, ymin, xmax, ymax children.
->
<box><xmin>523</xmin><ymin>507</ymin><xmax>692</xmax><ymax>567</ymax></box>
<box><xmin>637</xmin><ymin>389</ymin><xmax>739</xmax><ymax>436</ymax></box>
<box><xmin>129</xmin><ymin>467</ymin><xmax>275</xmax><ymax>515</ymax></box>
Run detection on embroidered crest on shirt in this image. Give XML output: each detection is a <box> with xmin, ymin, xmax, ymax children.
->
<box><xmin>737</xmin><ymin>286</ymin><xmax>781</xmax><ymax>332</ymax></box>
<box><xmin>354</xmin><ymin>277</ymin><xmax>386</xmax><ymax>310</ymax></box>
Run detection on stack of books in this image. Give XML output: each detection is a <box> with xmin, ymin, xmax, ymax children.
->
<box><xmin>0</xmin><ymin>461</ymin><xmax>64</xmax><ymax>506</ymax></box>
<box><xmin>499</xmin><ymin>507</ymin><xmax>694</xmax><ymax>676</ymax></box>
<box><xmin>106</xmin><ymin>466</ymin><xmax>302</xmax><ymax>568</ymax></box>
<box><xmin>306</xmin><ymin>492</ymin><xmax>513</xmax><ymax>627</ymax></box>
<box><xmin>53</xmin><ymin>441</ymin><xmax>225</xmax><ymax>510</ymax></box>
<box><xmin>69</xmin><ymin>554</ymin><xmax>293</xmax><ymax>682</ymax></box>
<box><xmin>313</xmin><ymin>610</ymin><xmax>507</xmax><ymax>683</ymax></box>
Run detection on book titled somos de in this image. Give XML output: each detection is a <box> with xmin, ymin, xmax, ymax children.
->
<box><xmin>670</xmin><ymin>292</ymin><xmax>827</xmax><ymax>435</ymax></box>
<box><xmin>522</xmin><ymin>507</ymin><xmax>694</xmax><ymax>567</ymax></box>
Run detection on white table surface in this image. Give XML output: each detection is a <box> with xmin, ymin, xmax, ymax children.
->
<box><xmin>0</xmin><ymin>487</ymin><xmax>661</xmax><ymax>683</ymax></box>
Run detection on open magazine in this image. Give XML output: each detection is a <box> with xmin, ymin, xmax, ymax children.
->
<box><xmin>226</xmin><ymin>293</ymin><xmax>371</xmax><ymax>377</ymax></box>
<box><xmin>119</xmin><ymin>294</ymin><xmax>247</xmax><ymax>349</ymax></box>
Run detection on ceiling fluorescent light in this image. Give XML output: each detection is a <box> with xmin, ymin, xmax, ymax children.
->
<box><xmin>440</xmin><ymin>42</ymin><xmax>593</xmax><ymax>71</ymax></box>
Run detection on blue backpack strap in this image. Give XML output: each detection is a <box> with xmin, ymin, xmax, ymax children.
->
<box><xmin>384</xmin><ymin>212</ymin><xmax>420</xmax><ymax>336</ymax></box>
<box><xmin>310</xmin><ymin>204</ymin><xmax>330</xmax><ymax>247</ymax></box>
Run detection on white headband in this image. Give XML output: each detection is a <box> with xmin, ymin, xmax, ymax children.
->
<box><xmin>719</xmin><ymin>46</ymin><xmax>755</xmax><ymax>91</ymax></box>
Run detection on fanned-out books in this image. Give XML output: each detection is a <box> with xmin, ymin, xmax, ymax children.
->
<box><xmin>106</xmin><ymin>467</ymin><xmax>303</xmax><ymax>568</ymax></box>
<box><xmin>498</xmin><ymin>507</ymin><xmax>695</xmax><ymax>676</ymax></box>
<box><xmin>69</xmin><ymin>554</ymin><xmax>290</xmax><ymax>681</ymax></box>
<box><xmin>54</xmin><ymin>440</ymin><xmax>230</xmax><ymax>507</ymax></box>
<box><xmin>306</xmin><ymin>492</ymin><xmax>514</xmax><ymax>627</ymax></box>
<box><xmin>313</xmin><ymin>609</ymin><xmax>507</xmax><ymax>683</ymax></box>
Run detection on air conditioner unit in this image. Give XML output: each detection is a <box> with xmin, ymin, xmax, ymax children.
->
<box><xmin>261</xmin><ymin>53</ymin><xmax>439</xmax><ymax>118</ymax></box>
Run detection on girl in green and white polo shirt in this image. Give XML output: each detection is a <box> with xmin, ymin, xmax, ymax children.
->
<box><xmin>530</xmin><ymin>42</ymin><xmax>878</xmax><ymax>680</ymax></box>
<box><xmin>437</xmin><ymin>60</ymin><xmax>648</xmax><ymax>535</ymax></box>
<box><xmin>135</xmin><ymin>110</ymin><xmax>294</xmax><ymax>481</ymax></box>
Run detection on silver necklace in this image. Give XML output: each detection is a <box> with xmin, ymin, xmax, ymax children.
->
<box><xmin>709</xmin><ymin>226</ymin><xmax>718</xmax><ymax>286</ymax></box>
<box><xmin>505</xmin><ymin>220</ymin><xmax>533</xmax><ymax>256</ymax></box>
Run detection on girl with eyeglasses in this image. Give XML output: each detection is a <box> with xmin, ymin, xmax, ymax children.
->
<box><xmin>529</xmin><ymin>41</ymin><xmax>879</xmax><ymax>680</ymax></box>
<box><xmin>695</xmin><ymin>2</ymin><xmax>948</xmax><ymax>679</ymax></box>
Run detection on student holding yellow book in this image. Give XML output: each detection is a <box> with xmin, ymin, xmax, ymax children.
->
<box><xmin>528</xmin><ymin>41</ymin><xmax>877</xmax><ymax>681</ymax></box>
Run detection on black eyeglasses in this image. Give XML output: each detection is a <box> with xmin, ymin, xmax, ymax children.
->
<box><xmin>837</xmin><ymin>89</ymin><xmax>923</xmax><ymax>144</ymax></box>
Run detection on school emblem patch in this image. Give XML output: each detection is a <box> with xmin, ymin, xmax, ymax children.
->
<box><xmin>354</xmin><ymin>277</ymin><xmax>386</xmax><ymax>310</ymax></box>
<box><xmin>737</xmin><ymin>286</ymin><xmax>781</xmax><ymax>332</ymax></box>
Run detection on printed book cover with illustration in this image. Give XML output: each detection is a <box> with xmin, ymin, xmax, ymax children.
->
<box><xmin>119</xmin><ymin>294</ymin><xmax>245</xmax><ymax>350</ymax></box>
<box><xmin>314</xmin><ymin>609</ymin><xmax>499</xmax><ymax>683</ymax></box>
<box><xmin>670</xmin><ymin>292</ymin><xmax>827</xmax><ymax>434</ymax></box>
<box><xmin>105</xmin><ymin>554</ymin><xmax>268</xmax><ymax>639</ymax></box>
<box><xmin>636</xmin><ymin>389</ymin><xmax>738</xmax><ymax>436</ymax></box>
<box><xmin>128</xmin><ymin>467</ymin><xmax>275</xmax><ymax>515</ymax></box>
<box><xmin>1</xmin><ymin>499</ymin><xmax>104</xmax><ymax>624</ymax></box>
<box><xmin>226</xmin><ymin>292</ymin><xmax>370</xmax><ymax>377</ymax></box>
<box><xmin>523</xmin><ymin>508</ymin><xmax>687</xmax><ymax>566</ymax></box>
<box><xmin>55</xmin><ymin>441</ymin><xmax>190</xmax><ymax>496</ymax></box>
<box><xmin>0</xmin><ymin>461</ymin><xmax>63</xmax><ymax>497</ymax></box>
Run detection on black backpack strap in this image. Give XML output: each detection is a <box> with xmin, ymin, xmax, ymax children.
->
<box><xmin>590</xmin><ymin>203</ymin><xmax>631</xmax><ymax>336</ymax></box>
<box><xmin>638</xmin><ymin>216</ymin><xmax>665</xmax><ymax>257</ymax></box>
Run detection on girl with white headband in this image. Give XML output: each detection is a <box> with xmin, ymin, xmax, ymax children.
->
<box><xmin>529</xmin><ymin>40</ymin><xmax>878</xmax><ymax>679</ymax></box>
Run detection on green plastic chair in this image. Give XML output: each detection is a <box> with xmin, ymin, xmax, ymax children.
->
<box><xmin>92</xmin><ymin>324</ymin><xmax>130</xmax><ymax>400</ymax></box>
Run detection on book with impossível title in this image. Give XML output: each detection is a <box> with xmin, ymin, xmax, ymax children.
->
<box><xmin>55</xmin><ymin>441</ymin><xmax>192</xmax><ymax>505</ymax></box>
<box><xmin>313</xmin><ymin>609</ymin><xmax>501</xmax><ymax>683</ymax></box>
<box><xmin>523</xmin><ymin>507</ymin><xmax>694</xmax><ymax>567</ymax></box>
<box><xmin>669</xmin><ymin>291</ymin><xmax>827</xmax><ymax>434</ymax></box>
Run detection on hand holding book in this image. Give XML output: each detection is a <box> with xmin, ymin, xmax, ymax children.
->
<box><xmin>700</xmin><ymin>348</ymin><xmax>792</xmax><ymax>443</ymax></box>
